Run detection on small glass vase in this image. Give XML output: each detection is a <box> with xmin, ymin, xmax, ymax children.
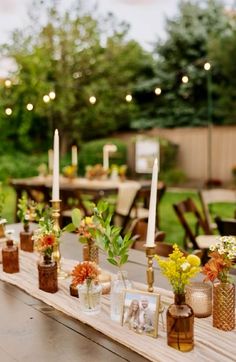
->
<box><xmin>213</xmin><ymin>282</ymin><xmax>235</xmax><ymax>331</ymax></box>
<box><xmin>186</xmin><ymin>282</ymin><xmax>212</xmax><ymax>318</ymax></box>
<box><xmin>110</xmin><ymin>270</ymin><xmax>133</xmax><ymax>322</ymax></box>
<box><xmin>167</xmin><ymin>293</ymin><xmax>194</xmax><ymax>352</ymax></box>
<box><xmin>79</xmin><ymin>280</ymin><xmax>102</xmax><ymax>315</ymax></box>
<box><xmin>38</xmin><ymin>255</ymin><xmax>58</xmax><ymax>294</ymax></box>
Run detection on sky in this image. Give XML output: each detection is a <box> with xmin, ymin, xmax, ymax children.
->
<box><xmin>0</xmin><ymin>0</ymin><xmax>234</xmax><ymax>76</ymax></box>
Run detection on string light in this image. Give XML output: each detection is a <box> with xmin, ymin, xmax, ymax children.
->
<box><xmin>204</xmin><ymin>62</ymin><xmax>211</xmax><ymax>71</ymax></box>
<box><xmin>5</xmin><ymin>79</ymin><xmax>12</xmax><ymax>88</ymax></box>
<box><xmin>49</xmin><ymin>91</ymin><xmax>56</xmax><ymax>100</ymax></box>
<box><xmin>26</xmin><ymin>103</ymin><xmax>34</xmax><ymax>111</ymax></box>
<box><xmin>182</xmin><ymin>75</ymin><xmax>189</xmax><ymax>84</ymax></box>
<box><xmin>89</xmin><ymin>96</ymin><xmax>96</xmax><ymax>104</ymax></box>
<box><xmin>154</xmin><ymin>87</ymin><xmax>162</xmax><ymax>95</ymax></box>
<box><xmin>125</xmin><ymin>94</ymin><xmax>132</xmax><ymax>102</ymax></box>
<box><xmin>5</xmin><ymin>108</ymin><xmax>12</xmax><ymax>116</ymax></box>
<box><xmin>43</xmin><ymin>95</ymin><xmax>50</xmax><ymax>103</ymax></box>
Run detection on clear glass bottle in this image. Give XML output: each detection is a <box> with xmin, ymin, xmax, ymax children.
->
<box><xmin>79</xmin><ymin>280</ymin><xmax>102</xmax><ymax>315</ymax></box>
<box><xmin>167</xmin><ymin>293</ymin><xmax>194</xmax><ymax>352</ymax></box>
<box><xmin>110</xmin><ymin>270</ymin><xmax>133</xmax><ymax>322</ymax></box>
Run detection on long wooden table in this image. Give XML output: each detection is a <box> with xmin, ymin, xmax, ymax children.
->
<box><xmin>1</xmin><ymin>224</ymin><xmax>236</xmax><ymax>362</ymax></box>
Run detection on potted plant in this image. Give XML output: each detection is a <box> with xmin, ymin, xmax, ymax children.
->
<box><xmin>71</xmin><ymin>261</ymin><xmax>101</xmax><ymax>314</ymax></box>
<box><xmin>202</xmin><ymin>236</ymin><xmax>236</xmax><ymax>331</ymax></box>
<box><xmin>33</xmin><ymin>209</ymin><xmax>60</xmax><ymax>293</ymax></box>
<box><xmin>155</xmin><ymin>245</ymin><xmax>201</xmax><ymax>352</ymax></box>
<box><xmin>17</xmin><ymin>194</ymin><xmax>34</xmax><ymax>252</ymax></box>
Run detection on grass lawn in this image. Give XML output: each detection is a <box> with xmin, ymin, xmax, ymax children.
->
<box><xmin>2</xmin><ymin>186</ymin><xmax>235</xmax><ymax>247</ymax></box>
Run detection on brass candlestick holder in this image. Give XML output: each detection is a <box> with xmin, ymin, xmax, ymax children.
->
<box><xmin>51</xmin><ymin>200</ymin><xmax>68</xmax><ymax>279</ymax></box>
<box><xmin>145</xmin><ymin>245</ymin><xmax>156</xmax><ymax>293</ymax></box>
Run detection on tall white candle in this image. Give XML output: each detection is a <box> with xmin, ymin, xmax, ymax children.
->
<box><xmin>52</xmin><ymin>129</ymin><xmax>60</xmax><ymax>201</ymax></box>
<box><xmin>103</xmin><ymin>148</ymin><xmax>109</xmax><ymax>170</ymax></box>
<box><xmin>71</xmin><ymin>145</ymin><xmax>78</xmax><ymax>166</ymax></box>
<box><xmin>146</xmin><ymin>158</ymin><xmax>158</xmax><ymax>247</ymax></box>
<box><xmin>48</xmin><ymin>149</ymin><xmax>53</xmax><ymax>173</ymax></box>
<box><xmin>103</xmin><ymin>144</ymin><xmax>117</xmax><ymax>170</ymax></box>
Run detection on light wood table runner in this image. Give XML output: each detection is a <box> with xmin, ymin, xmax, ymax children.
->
<box><xmin>0</xmin><ymin>251</ymin><xmax>235</xmax><ymax>362</ymax></box>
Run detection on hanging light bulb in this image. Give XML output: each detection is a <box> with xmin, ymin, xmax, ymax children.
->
<box><xmin>154</xmin><ymin>87</ymin><xmax>162</xmax><ymax>95</ymax></box>
<box><xmin>26</xmin><ymin>103</ymin><xmax>34</xmax><ymax>111</ymax></box>
<box><xmin>125</xmin><ymin>94</ymin><xmax>132</xmax><ymax>102</ymax></box>
<box><xmin>5</xmin><ymin>108</ymin><xmax>12</xmax><ymax>116</ymax></box>
<box><xmin>89</xmin><ymin>96</ymin><xmax>96</xmax><ymax>104</ymax></box>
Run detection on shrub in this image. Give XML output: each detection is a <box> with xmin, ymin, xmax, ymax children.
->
<box><xmin>78</xmin><ymin>139</ymin><xmax>127</xmax><ymax>175</ymax></box>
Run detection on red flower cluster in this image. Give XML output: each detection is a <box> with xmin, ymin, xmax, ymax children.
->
<box><xmin>202</xmin><ymin>251</ymin><xmax>232</xmax><ymax>282</ymax></box>
<box><xmin>71</xmin><ymin>261</ymin><xmax>100</xmax><ymax>287</ymax></box>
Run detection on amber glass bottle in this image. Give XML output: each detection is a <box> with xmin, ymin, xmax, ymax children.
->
<box><xmin>2</xmin><ymin>239</ymin><xmax>20</xmax><ymax>273</ymax></box>
<box><xmin>167</xmin><ymin>293</ymin><xmax>194</xmax><ymax>352</ymax></box>
<box><xmin>20</xmin><ymin>224</ymin><xmax>34</xmax><ymax>252</ymax></box>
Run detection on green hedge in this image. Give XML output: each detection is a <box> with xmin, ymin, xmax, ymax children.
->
<box><xmin>78</xmin><ymin>138</ymin><xmax>127</xmax><ymax>175</ymax></box>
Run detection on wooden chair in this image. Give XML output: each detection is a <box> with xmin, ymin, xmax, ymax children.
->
<box><xmin>130</xmin><ymin>181</ymin><xmax>166</xmax><ymax>228</ymax></box>
<box><xmin>173</xmin><ymin>198</ymin><xmax>216</xmax><ymax>252</ymax></box>
<box><xmin>199</xmin><ymin>189</ymin><xmax>236</xmax><ymax>233</ymax></box>
<box><xmin>130</xmin><ymin>219</ymin><xmax>166</xmax><ymax>251</ymax></box>
<box><xmin>215</xmin><ymin>216</ymin><xmax>236</xmax><ymax>236</ymax></box>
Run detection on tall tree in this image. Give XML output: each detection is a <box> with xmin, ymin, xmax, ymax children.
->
<box><xmin>0</xmin><ymin>1</ymin><xmax>153</xmax><ymax>153</ymax></box>
<box><xmin>133</xmin><ymin>0</ymin><xmax>236</xmax><ymax>129</ymax></box>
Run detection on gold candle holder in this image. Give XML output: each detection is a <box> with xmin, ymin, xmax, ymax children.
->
<box><xmin>51</xmin><ymin>200</ymin><xmax>68</xmax><ymax>279</ymax></box>
<box><xmin>145</xmin><ymin>245</ymin><xmax>156</xmax><ymax>293</ymax></box>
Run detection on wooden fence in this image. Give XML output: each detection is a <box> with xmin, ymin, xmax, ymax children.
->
<box><xmin>114</xmin><ymin>126</ymin><xmax>236</xmax><ymax>182</ymax></box>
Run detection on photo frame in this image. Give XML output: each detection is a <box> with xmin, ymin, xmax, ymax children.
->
<box><xmin>121</xmin><ymin>289</ymin><xmax>160</xmax><ymax>338</ymax></box>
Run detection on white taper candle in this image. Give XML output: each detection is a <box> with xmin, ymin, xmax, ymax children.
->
<box><xmin>146</xmin><ymin>158</ymin><xmax>158</xmax><ymax>247</ymax></box>
<box><xmin>52</xmin><ymin>129</ymin><xmax>60</xmax><ymax>201</ymax></box>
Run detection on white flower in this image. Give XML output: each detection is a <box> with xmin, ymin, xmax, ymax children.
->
<box><xmin>181</xmin><ymin>262</ymin><xmax>190</xmax><ymax>271</ymax></box>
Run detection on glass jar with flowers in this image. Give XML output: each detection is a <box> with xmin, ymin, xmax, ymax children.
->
<box><xmin>202</xmin><ymin>236</ymin><xmax>236</xmax><ymax>331</ymax></box>
<box><xmin>92</xmin><ymin>201</ymin><xmax>134</xmax><ymax>322</ymax></box>
<box><xmin>34</xmin><ymin>211</ymin><xmax>59</xmax><ymax>293</ymax></box>
<box><xmin>155</xmin><ymin>245</ymin><xmax>201</xmax><ymax>352</ymax></box>
<box><xmin>71</xmin><ymin>261</ymin><xmax>102</xmax><ymax>314</ymax></box>
<box><xmin>17</xmin><ymin>194</ymin><xmax>34</xmax><ymax>252</ymax></box>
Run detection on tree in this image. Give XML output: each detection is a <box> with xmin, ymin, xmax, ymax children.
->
<box><xmin>134</xmin><ymin>0</ymin><xmax>236</xmax><ymax>129</ymax></box>
<box><xmin>0</xmin><ymin>1</ymin><xmax>153</xmax><ymax>153</ymax></box>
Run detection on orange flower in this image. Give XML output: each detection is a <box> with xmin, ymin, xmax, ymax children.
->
<box><xmin>42</xmin><ymin>234</ymin><xmax>55</xmax><ymax>247</ymax></box>
<box><xmin>71</xmin><ymin>261</ymin><xmax>100</xmax><ymax>287</ymax></box>
<box><xmin>202</xmin><ymin>259</ymin><xmax>221</xmax><ymax>282</ymax></box>
<box><xmin>202</xmin><ymin>251</ymin><xmax>232</xmax><ymax>282</ymax></box>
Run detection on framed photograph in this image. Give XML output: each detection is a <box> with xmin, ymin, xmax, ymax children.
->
<box><xmin>121</xmin><ymin>289</ymin><xmax>160</xmax><ymax>338</ymax></box>
<box><xmin>135</xmin><ymin>137</ymin><xmax>160</xmax><ymax>174</ymax></box>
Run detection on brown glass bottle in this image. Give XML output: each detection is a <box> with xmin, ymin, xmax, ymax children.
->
<box><xmin>20</xmin><ymin>224</ymin><xmax>34</xmax><ymax>252</ymax></box>
<box><xmin>167</xmin><ymin>293</ymin><xmax>194</xmax><ymax>352</ymax></box>
<box><xmin>38</xmin><ymin>255</ymin><xmax>58</xmax><ymax>293</ymax></box>
<box><xmin>2</xmin><ymin>239</ymin><xmax>20</xmax><ymax>273</ymax></box>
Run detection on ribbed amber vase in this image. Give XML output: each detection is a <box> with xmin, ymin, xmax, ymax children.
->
<box><xmin>213</xmin><ymin>282</ymin><xmax>235</xmax><ymax>331</ymax></box>
<box><xmin>83</xmin><ymin>240</ymin><xmax>99</xmax><ymax>264</ymax></box>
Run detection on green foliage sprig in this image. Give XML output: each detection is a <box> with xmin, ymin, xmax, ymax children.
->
<box><xmin>17</xmin><ymin>194</ymin><xmax>30</xmax><ymax>226</ymax></box>
<box><xmin>65</xmin><ymin>201</ymin><xmax>133</xmax><ymax>269</ymax></box>
<box><xmin>0</xmin><ymin>190</ymin><xmax>6</xmax><ymax>220</ymax></box>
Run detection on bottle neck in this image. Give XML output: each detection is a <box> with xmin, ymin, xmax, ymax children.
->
<box><xmin>174</xmin><ymin>293</ymin><xmax>186</xmax><ymax>305</ymax></box>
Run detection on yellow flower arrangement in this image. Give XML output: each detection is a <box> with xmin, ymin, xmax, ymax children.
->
<box><xmin>155</xmin><ymin>244</ymin><xmax>201</xmax><ymax>294</ymax></box>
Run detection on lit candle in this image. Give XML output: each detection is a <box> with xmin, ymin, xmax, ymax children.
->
<box><xmin>48</xmin><ymin>149</ymin><xmax>53</xmax><ymax>173</ymax></box>
<box><xmin>71</xmin><ymin>145</ymin><xmax>78</xmax><ymax>166</ymax></box>
<box><xmin>52</xmin><ymin>129</ymin><xmax>60</xmax><ymax>201</ymax></box>
<box><xmin>146</xmin><ymin>158</ymin><xmax>158</xmax><ymax>247</ymax></box>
